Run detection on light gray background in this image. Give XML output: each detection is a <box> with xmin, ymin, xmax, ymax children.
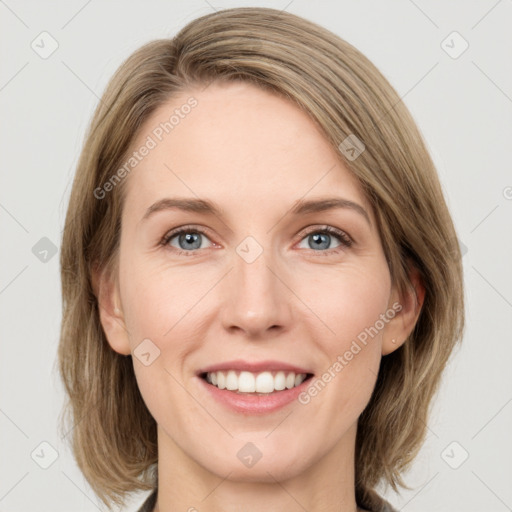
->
<box><xmin>1</xmin><ymin>1</ymin><xmax>511</xmax><ymax>511</ymax></box>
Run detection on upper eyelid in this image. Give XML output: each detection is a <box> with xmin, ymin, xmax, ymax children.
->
<box><xmin>163</xmin><ymin>224</ymin><xmax>214</xmax><ymax>242</ymax></box>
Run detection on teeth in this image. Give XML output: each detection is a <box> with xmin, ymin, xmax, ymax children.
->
<box><xmin>205</xmin><ymin>370</ymin><xmax>309</xmax><ymax>394</ymax></box>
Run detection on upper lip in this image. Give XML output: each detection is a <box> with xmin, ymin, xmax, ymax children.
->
<box><xmin>197</xmin><ymin>359</ymin><xmax>314</xmax><ymax>376</ymax></box>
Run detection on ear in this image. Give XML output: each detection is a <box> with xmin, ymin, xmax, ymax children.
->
<box><xmin>382</xmin><ymin>262</ymin><xmax>425</xmax><ymax>356</ymax></box>
<box><xmin>92</xmin><ymin>263</ymin><xmax>131</xmax><ymax>356</ymax></box>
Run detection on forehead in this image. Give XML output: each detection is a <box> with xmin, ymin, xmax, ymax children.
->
<box><xmin>123</xmin><ymin>80</ymin><xmax>372</xmax><ymax>221</ymax></box>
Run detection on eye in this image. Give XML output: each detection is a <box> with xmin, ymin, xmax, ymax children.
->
<box><xmin>159</xmin><ymin>224</ymin><xmax>353</xmax><ymax>256</ymax></box>
<box><xmin>296</xmin><ymin>226</ymin><xmax>353</xmax><ymax>254</ymax></box>
<box><xmin>160</xmin><ymin>225</ymin><xmax>214</xmax><ymax>255</ymax></box>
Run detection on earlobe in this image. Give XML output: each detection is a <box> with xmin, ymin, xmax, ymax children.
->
<box><xmin>93</xmin><ymin>265</ymin><xmax>132</xmax><ymax>356</ymax></box>
<box><xmin>382</xmin><ymin>263</ymin><xmax>425</xmax><ymax>356</ymax></box>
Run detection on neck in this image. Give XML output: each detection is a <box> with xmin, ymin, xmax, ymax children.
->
<box><xmin>153</xmin><ymin>422</ymin><xmax>361</xmax><ymax>512</ymax></box>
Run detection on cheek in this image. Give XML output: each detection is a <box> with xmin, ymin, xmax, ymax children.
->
<box><xmin>119</xmin><ymin>256</ymin><xmax>211</xmax><ymax>342</ymax></box>
<box><xmin>302</xmin><ymin>262</ymin><xmax>391</xmax><ymax>349</ymax></box>
<box><xmin>119</xmin><ymin>257</ymin><xmax>210</xmax><ymax>411</ymax></box>
<box><xmin>296</xmin><ymin>261</ymin><xmax>390</xmax><ymax>406</ymax></box>
<box><xmin>121</xmin><ymin>260</ymin><xmax>206</xmax><ymax>428</ymax></box>
<box><xmin>290</xmin><ymin>265</ymin><xmax>390</xmax><ymax>446</ymax></box>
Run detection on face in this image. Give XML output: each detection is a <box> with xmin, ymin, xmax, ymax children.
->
<box><xmin>99</xmin><ymin>80</ymin><xmax>415</xmax><ymax>483</ymax></box>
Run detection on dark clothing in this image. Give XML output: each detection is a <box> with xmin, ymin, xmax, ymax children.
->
<box><xmin>136</xmin><ymin>487</ymin><xmax>398</xmax><ymax>512</ymax></box>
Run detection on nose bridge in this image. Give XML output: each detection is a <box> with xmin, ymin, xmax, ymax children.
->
<box><xmin>221</xmin><ymin>234</ymin><xmax>291</xmax><ymax>336</ymax></box>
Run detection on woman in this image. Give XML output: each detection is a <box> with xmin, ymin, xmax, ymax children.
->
<box><xmin>58</xmin><ymin>7</ymin><xmax>464</xmax><ymax>512</ymax></box>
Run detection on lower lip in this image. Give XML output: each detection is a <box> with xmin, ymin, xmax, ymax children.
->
<box><xmin>197</xmin><ymin>375</ymin><xmax>313</xmax><ymax>414</ymax></box>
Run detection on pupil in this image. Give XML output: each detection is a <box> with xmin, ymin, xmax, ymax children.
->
<box><xmin>180</xmin><ymin>233</ymin><xmax>201</xmax><ymax>250</ymax></box>
<box><xmin>310</xmin><ymin>233</ymin><xmax>330</xmax><ymax>250</ymax></box>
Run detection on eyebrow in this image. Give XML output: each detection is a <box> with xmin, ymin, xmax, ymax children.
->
<box><xmin>141</xmin><ymin>196</ymin><xmax>371</xmax><ymax>227</ymax></box>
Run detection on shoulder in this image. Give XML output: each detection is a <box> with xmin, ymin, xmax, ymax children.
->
<box><xmin>136</xmin><ymin>488</ymin><xmax>157</xmax><ymax>512</ymax></box>
<box><xmin>357</xmin><ymin>488</ymin><xmax>398</xmax><ymax>512</ymax></box>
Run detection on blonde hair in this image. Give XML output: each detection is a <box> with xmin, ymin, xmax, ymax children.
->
<box><xmin>58</xmin><ymin>6</ymin><xmax>465</xmax><ymax>510</ymax></box>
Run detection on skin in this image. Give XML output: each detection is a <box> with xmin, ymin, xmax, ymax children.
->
<box><xmin>95</xmin><ymin>80</ymin><xmax>424</xmax><ymax>512</ymax></box>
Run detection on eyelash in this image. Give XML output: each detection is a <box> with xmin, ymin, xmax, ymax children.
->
<box><xmin>159</xmin><ymin>224</ymin><xmax>353</xmax><ymax>257</ymax></box>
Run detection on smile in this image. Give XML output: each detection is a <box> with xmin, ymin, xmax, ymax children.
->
<box><xmin>201</xmin><ymin>370</ymin><xmax>313</xmax><ymax>395</ymax></box>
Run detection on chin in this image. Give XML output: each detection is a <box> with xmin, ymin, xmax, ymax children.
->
<box><xmin>213</xmin><ymin>460</ymin><xmax>304</xmax><ymax>484</ymax></box>
<box><xmin>202</xmin><ymin>444</ymin><xmax>311</xmax><ymax>483</ymax></box>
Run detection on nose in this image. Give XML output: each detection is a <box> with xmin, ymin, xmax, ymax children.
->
<box><xmin>220</xmin><ymin>245</ymin><xmax>293</xmax><ymax>339</ymax></box>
